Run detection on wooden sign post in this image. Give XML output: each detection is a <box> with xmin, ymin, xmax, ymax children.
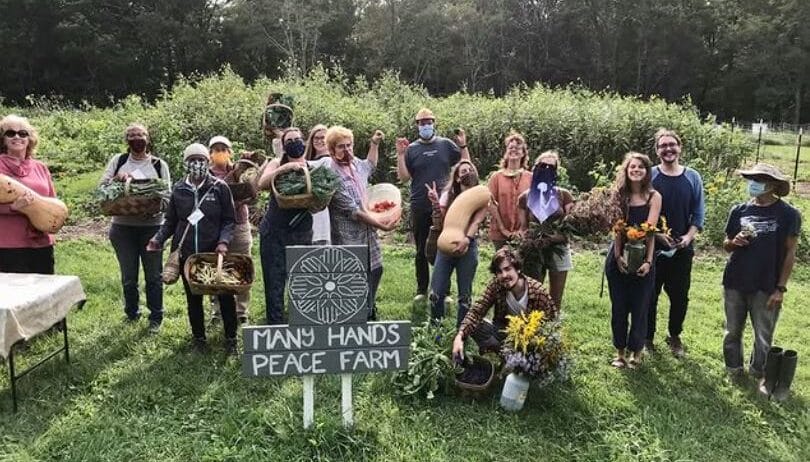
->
<box><xmin>243</xmin><ymin>245</ymin><xmax>411</xmax><ymax>428</ymax></box>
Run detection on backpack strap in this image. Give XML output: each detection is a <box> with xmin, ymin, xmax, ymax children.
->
<box><xmin>114</xmin><ymin>153</ymin><xmax>129</xmax><ymax>176</ymax></box>
<box><xmin>114</xmin><ymin>153</ymin><xmax>163</xmax><ymax>179</ymax></box>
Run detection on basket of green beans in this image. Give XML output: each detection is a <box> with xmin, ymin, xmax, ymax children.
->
<box><xmin>184</xmin><ymin>252</ymin><xmax>254</xmax><ymax>296</ymax></box>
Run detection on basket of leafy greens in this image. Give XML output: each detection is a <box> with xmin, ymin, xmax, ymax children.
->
<box><xmin>271</xmin><ymin>162</ymin><xmax>340</xmax><ymax>212</ymax></box>
<box><xmin>95</xmin><ymin>177</ymin><xmax>168</xmax><ymax>216</ymax></box>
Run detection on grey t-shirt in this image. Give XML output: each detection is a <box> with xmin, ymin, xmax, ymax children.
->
<box><xmin>405</xmin><ymin>137</ymin><xmax>461</xmax><ymax>211</ymax></box>
<box><xmin>99</xmin><ymin>153</ymin><xmax>171</xmax><ymax>227</ymax></box>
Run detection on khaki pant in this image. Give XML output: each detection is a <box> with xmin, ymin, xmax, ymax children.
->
<box><xmin>211</xmin><ymin>222</ymin><xmax>253</xmax><ymax>319</ymax></box>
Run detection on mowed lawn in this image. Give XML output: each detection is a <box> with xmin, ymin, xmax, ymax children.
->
<box><xmin>1</xmin><ymin>239</ymin><xmax>809</xmax><ymax>461</ymax></box>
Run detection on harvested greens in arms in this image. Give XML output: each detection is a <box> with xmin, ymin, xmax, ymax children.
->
<box><xmin>93</xmin><ymin>179</ymin><xmax>169</xmax><ymax>203</ymax></box>
<box><xmin>563</xmin><ymin>187</ymin><xmax>623</xmax><ymax>236</ymax></box>
<box><xmin>190</xmin><ymin>260</ymin><xmax>250</xmax><ymax>286</ymax></box>
<box><xmin>274</xmin><ymin>166</ymin><xmax>340</xmax><ymax>200</ymax></box>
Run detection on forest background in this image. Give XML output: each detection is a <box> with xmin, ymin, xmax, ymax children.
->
<box><xmin>2</xmin><ymin>0</ymin><xmax>810</xmax><ymax>126</ymax></box>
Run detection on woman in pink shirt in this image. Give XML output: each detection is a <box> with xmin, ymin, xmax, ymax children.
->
<box><xmin>0</xmin><ymin>114</ymin><xmax>57</xmax><ymax>274</ymax></box>
<box><xmin>488</xmin><ymin>132</ymin><xmax>532</xmax><ymax>249</ymax></box>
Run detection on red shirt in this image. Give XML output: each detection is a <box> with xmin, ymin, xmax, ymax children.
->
<box><xmin>0</xmin><ymin>154</ymin><xmax>56</xmax><ymax>248</ymax></box>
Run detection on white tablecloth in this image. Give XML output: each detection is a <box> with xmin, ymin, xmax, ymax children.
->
<box><xmin>0</xmin><ymin>272</ymin><xmax>86</xmax><ymax>358</ymax></box>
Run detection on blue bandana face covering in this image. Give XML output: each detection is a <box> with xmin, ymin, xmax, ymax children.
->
<box><xmin>527</xmin><ymin>163</ymin><xmax>560</xmax><ymax>223</ymax></box>
<box><xmin>418</xmin><ymin>124</ymin><xmax>434</xmax><ymax>140</ymax></box>
<box><xmin>747</xmin><ymin>179</ymin><xmax>768</xmax><ymax>197</ymax></box>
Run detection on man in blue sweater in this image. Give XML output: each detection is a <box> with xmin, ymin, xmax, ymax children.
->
<box><xmin>647</xmin><ymin>129</ymin><xmax>705</xmax><ymax>358</ymax></box>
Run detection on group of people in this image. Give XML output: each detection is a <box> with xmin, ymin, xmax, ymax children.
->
<box><xmin>0</xmin><ymin>108</ymin><xmax>801</xmax><ymax>386</ymax></box>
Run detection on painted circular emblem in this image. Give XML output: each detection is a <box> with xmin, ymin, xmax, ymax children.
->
<box><xmin>288</xmin><ymin>247</ymin><xmax>369</xmax><ymax>325</ymax></box>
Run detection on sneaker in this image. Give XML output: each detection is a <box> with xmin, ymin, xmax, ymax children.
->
<box><xmin>192</xmin><ymin>337</ymin><xmax>209</xmax><ymax>354</ymax></box>
<box><xmin>124</xmin><ymin>315</ymin><xmax>140</xmax><ymax>323</ymax></box>
<box><xmin>148</xmin><ymin>321</ymin><xmax>161</xmax><ymax>335</ymax></box>
<box><xmin>644</xmin><ymin>340</ymin><xmax>656</xmax><ymax>354</ymax></box>
<box><xmin>224</xmin><ymin>338</ymin><xmax>239</xmax><ymax>356</ymax></box>
<box><xmin>444</xmin><ymin>296</ymin><xmax>454</xmax><ymax>306</ymax></box>
<box><xmin>666</xmin><ymin>336</ymin><xmax>685</xmax><ymax>359</ymax></box>
<box><xmin>413</xmin><ymin>294</ymin><xmax>427</xmax><ymax>304</ymax></box>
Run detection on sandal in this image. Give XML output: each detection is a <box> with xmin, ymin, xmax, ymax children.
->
<box><xmin>627</xmin><ymin>356</ymin><xmax>643</xmax><ymax>369</ymax></box>
<box><xmin>611</xmin><ymin>357</ymin><xmax>626</xmax><ymax>369</ymax></box>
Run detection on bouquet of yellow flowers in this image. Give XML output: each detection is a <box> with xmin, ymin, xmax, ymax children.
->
<box><xmin>501</xmin><ymin>310</ymin><xmax>570</xmax><ymax>387</ymax></box>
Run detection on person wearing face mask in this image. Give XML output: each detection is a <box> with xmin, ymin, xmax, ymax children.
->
<box><xmin>99</xmin><ymin>123</ymin><xmax>171</xmax><ymax>333</ymax></box>
<box><xmin>147</xmin><ymin>143</ymin><xmax>237</xmax><ymax>353</ymax></box>
<box><xmin>396</xmin><ymin>108</ymin><xmax>470</xmax><ymax>305</ymax></box>
<box><xmin>256</xmin><ymin>127</ymin><xmax>315</xmax><ymax>324</ymax></box>
<box><xmin>646</xmin><ymin>128</ymin><xmax>706</xmax><ymax>359</ymax></box>
<box><xmin>426</xmin><ymin>160</ymin><xmax>487</xmax><ymax>327</ymax></box>
<box><xmin>0</xmin><ymin>114</ymin><xmax>59</xmax><ymax>274</ymax></box>
<box><xmin>721</xmin><ymin>164</ymin><xmax>801</xmax><ymax>385</ymax></box>
<box><xmin>315</xmin><ymin>126</ymin><xmax>398</xmax><ymax>321</ymax></box>
<box><xmin>452</xmin><ymin>248</ymin><xmax>557</xmax><ymax>360</ymax></box>
<box><xmin>517</xmin><ymin>150</ymin><xmax>575</xmax><ymax>311</ymax></box>
<box><xmin>207</xmin><ymin>135</ymin><xmax>254</xmax><ymax>325</ymax></box>
<box><xmin>304</xmin><ymin>124</ymin><xmax>331</xmax><ymax>245</ymax></box>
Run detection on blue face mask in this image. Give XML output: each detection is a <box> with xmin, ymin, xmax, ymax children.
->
<box><xmin>284</xmin><ymin>139</ymin><xmax>306</xmax><ymax>158</ymax></box>
<box><xmin>747</xmin><ymin>179</ymin><xmax>769</xmax><ymax>197</ymax></box>
<box><xmin>418</xmin><ymin>124</ymin><xmax>434</xmax><ymax>140</ymax></box>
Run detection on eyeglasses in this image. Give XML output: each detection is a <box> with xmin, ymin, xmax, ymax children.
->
<box><xmin>3</xmin><ymin>130</ymin><xmax>29</xmax><ymax>138</ymax></box>
<box><xmin>657</xmin><ymin>142</ymin><xmax>678</xmax><ymax>149</ymax></box>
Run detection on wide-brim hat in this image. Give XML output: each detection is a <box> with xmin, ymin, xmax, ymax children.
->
<box><xmin>414</xmin><ymin>107</ymin><xmax>435</xmax><ymax>122</ymax></box>
<box><xmin>738</xmin><ymin>163</ymin><xmax>790</xmax><ymax>196</ymax></box>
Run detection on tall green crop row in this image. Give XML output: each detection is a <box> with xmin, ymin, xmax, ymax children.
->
<box><xmin>1</xmin><ymin>66</ymin><xmax>751</xmax><ymax>186</ymax></box>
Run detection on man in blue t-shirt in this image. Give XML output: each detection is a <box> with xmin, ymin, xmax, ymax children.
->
<box><xmin>648</xmin><ymin>129</ymin><xmax>705</xmax><ymax>358</ymax></box>
<box><xmin>396</xmin><ymin>108</ymin><xmax>470</xmax><ymax>302</ymax></box>
<box><xmin>722</xmin><ymin>163</ymin><xmax>801</xmax><ymax>381</ymax></box>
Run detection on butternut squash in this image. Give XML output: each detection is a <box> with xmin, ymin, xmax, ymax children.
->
<box><xmin>0</xmin><ymin>173</ymin><xmax>68</xmax><ymax>233</ymax></box>
<box><xmin>437</xmin><ymin>185</ymin><xmax>491</xmax><ymax>255</ymax></box>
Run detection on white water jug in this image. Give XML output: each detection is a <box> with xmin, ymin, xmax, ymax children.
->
<box><xmin>500</xmin><ymin>372</ymin><xmax>530</xmax><ymax>411</ymax></box>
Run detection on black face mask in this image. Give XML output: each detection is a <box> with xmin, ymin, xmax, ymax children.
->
<box><xmin>284</xmin><ymin>139</ymin><xmax>306</xmax><ymax>159</ymax></box>
<box><xmin>128</xmin><ymin>139</ymin><xmax>148</xmax><ymax>153</ymax></box>
<box><xmin>459</xmin><ymin>172</ymin><xmax>479</xmax><ymax>187</ymax></box>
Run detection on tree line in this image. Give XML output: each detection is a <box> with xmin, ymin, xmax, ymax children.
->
<box><xmin>2</xmin><ymin>0</ymin><xmax>809</xmax><ymax>124</ymax></box>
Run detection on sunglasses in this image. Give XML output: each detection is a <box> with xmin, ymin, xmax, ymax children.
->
<box><xmin>537</xmin><ymin>163</ymin><xmax>556</xmax><ymax>170</ymax></box>
<box><xmin>3</xmin><ymin>129</ymin><xmax>29</xmax><ymax>138</ymax></box>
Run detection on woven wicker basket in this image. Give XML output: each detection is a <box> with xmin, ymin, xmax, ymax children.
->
<box><xmin>228</xmin><ymin>182</ymin><xmax>256</xmax><ymax>202</ymax></box>
<box><xmin>271</xmin><ymin>162</ymin><xmax>332</xmax><ymax>211</ymax></box>
<box><xmin>184</xmin><ymin>252</ymin><xmax>254</xmax><ymax>296</ymax></box>
<box><xmin>454</xmin><ymin>355</ymin><xmax>496</xmax><ymax>400</ymax></box>
<box><xmin>100</xmin><ymin>178</ymin><xmax>164</xmax><ymax>216</ymax></box>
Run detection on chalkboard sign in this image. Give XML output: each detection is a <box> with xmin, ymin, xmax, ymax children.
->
<box><xmin>243</xmin><ymin>245</ymin><xmax>411</xmax><ymax>378</ymax></box>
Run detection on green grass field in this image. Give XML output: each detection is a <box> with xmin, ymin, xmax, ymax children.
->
<box><xmin>1</xmin><ymin>239</ymin><xmax>808</xmax><ymax>461</ymax></box>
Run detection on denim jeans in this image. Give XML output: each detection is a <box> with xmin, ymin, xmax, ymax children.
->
<box><xmin>649</xmin><ymin>247</ymin><xmax>693</xmax><ymax>341</ymax></box>
<box><xmin>109</xmin><ymin>224</ymin><xmax>163</xmax><ymax>322</ymax></box>
<box><xmin>260</xmin><ymin>226</ymin><xmax>312</xmax><ymax>324</ymax></box>
<box><xmin>723</xmin><ymin>288</ymin><xmax>781</xmax><ymax>375</ymax></box>
<box><xmin>430</xmin><ymin>239</ymin><xmax>478</xmax><ymax>327</ymax></box>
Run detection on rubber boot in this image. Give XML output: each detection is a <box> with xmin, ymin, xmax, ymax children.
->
<box><xmin>758</xmin><ymin>346</ymin><xmax>783</xmax><ymax>396</ymax></box>
<box><xmin>772</xmin><ymin>350</ymin><xmax>797</xmax><ymax>401</ymax></box>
